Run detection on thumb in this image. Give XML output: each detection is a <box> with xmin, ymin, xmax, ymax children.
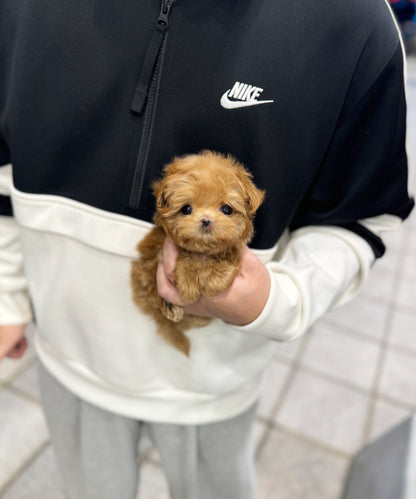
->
<box><xmin>162</xmin><ymin>235</ymin><xmax>179</xmax><ymax>283</ymax></box>
<box><xmin>0</xmin><ymin>324</ymin><xmax>27</xmax><ymax>361</ymax></box>
<box><xmin>7</xmin><ymin>337</ymin><xmax>28</xmax><ymax>359</ymax></box>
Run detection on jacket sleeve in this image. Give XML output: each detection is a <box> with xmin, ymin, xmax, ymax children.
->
<box><xmin>235</xmin><ymin>40</ymin><xmax>414</xmax><ymax>342</ymax></box>
<box><xmin>0</xmin><ymin>157</ymin><xmax>33</xmax><ymax>325</ymax></box>
<box><xmin>235</xmin><ymin>225</ymin><xmax>374</xmax><ymax>342</ymax></box>
<box><xmin>290</xmin><ymin>42</ymin><xmax>414</xmax><ymax>256</ymax></box>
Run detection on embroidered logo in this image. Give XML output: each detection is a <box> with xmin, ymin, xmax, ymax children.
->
<box><xmin>220</xmin><ymin>81</ymin><xmax>274</xmax><ymax>109</ymax></box>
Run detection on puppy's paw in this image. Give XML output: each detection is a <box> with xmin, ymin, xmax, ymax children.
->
<box><xmin>162</xmin><ymin>300</ymin><xmax>184</xmax><ymax>322</ymax></box>
<box><xmin>202</xmin><ymin>266</ymin><xmax>239</xmax><ymax>298</ymax></box>
<box><xmin>178</xmin><ymin>288</ymin><xmax>201</xmax><ymax>304</ymax></box>
<box><xmin>176</xmin><ymin>278</ymin><xmax>201</xmax><ymax>303</ymax></box>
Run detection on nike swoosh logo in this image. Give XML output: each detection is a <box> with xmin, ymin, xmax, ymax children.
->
<box><xmin>220</xmin><ymin>91</ymin><xmax>274</xmax><ymax>109</ymax></box>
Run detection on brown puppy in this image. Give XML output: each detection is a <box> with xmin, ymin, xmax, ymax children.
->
<box><xmin>130</xmin><ymin>150</ymin><xmax>265</xmax><ymax>356</ymax></box>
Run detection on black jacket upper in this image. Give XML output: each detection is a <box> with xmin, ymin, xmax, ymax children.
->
<box><xmin>0</xmin><ymin>0</ymin><xmax>414</xmax><ymax>253</ymax></box>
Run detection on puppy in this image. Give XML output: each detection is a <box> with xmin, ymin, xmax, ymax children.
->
<box><xmin>130</xmin><ymin>150</ymin><xmax>264</xmax><ymax>356</ymax></box>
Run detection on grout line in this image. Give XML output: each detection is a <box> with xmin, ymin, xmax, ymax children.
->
<box><xmin>255</xmin><ymin>413</ymin><xmax>352</xmax><ymax>462</ymax></box>
<box><xmin>256</xmin><ymin>217</ymin><xmax>416</xmax><ymax>462</ymax></box>
<box><xmin>319</xmin><ymin>318</ymin><xmax>385</xmax><ymax>344</ymax></box>
<box><xmin>295</xmin><ymin>364</ymin><xmax>375</xmax><ymax>397</ymax></box>
<box><xmin>255</xmin><ymin>333</ymin><xmax>312</xmax><ymax>461</ymax></box>
<box><xmin>392</xmin><ymin>298</ymin><xmax>416</xmax><ymax>315</ymax></box>
<box><xmin>274</xmin><ymin>342</ymin><xmax>416</xmax><ymax>409</ymax></box>
<box><xmin>140</xmin><ymin>447</ymin><xmax>159</xmax><ymax>465</ymax></box>
<box><xmin>0</xmin><ymin>440</ymin><xmax>51</xmax><ymax>496</ymax></box>
<box><xmin>267</xmin><ymin>419</ymin><xmax>352</xmax><ymax>461</ymax></box>
<box><xmin>319</xmin><ymin>318</ymin><xmax>387</xmax><ymax>346</ymax></box>
<box><xmin>5</xmin><ymin>385</ymin><xmax>41</xmax><ymax>405</ymax></box>
<box><xmin>359</xmin><ymin>300</ymin><xmax>396</xmax><ymax>445</ymax></box>
<box><xmin>320</xmin><ymin>306</ymin><xmax>416</xmax><ymax>357</ymax></box>
<box><xmin>257</xmin><ymin>318</ymin><xmax>385</xmax><ymax>461</ymax></box>
<box><xmin>274</xmin><ymin>335</ymin><xmax>381</xmax><ymax>398</ymax></box>
<box><xmin>0</xmin><ymin>356</ymin><xmax>38</xmax><ymax>389</ymax></box>
<box><xmin>272</xmin><ymin>353</ymin><xmax>297</xmax><ymax>366</ymax></box>
<box><xmin>377</xmin><ymin>392</ymin><xmax>416</xmax><ymax>412</ymax></box>
<box><xmin>386</xmin><ymin>340</ymin><xmax>416</xmax><ymax>359</ymax></box>
<box><xmin>360</xmin><ymin>223</ymin><xmax>413</xmax><ymax>447</ymax></box>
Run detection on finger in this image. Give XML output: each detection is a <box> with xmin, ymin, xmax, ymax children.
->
<box><xmin>7</xmin><ymin>338</ymin><xmax>28</xmax><ymax>359</ymax></box>
<box><xmin>0</xmin><ymin>325</ymin><xmax>27</xmax><ymax>361</ymax></box>
<box><xmin>238</xmin><ymin>245</ymin><xmax>256</xmax><ymax>272</ymax></box>
<box><xmin>0</xmin><ymin>336</ymin><xmax>17</xmax><ymax>360</ymax></box>
<box><xmin>156</xmin><ymin>261</ymin><xmax>186</xmax><ymax>306</ymax></box>
<box><xmin>162</xmin><ymin>236</ymin><xmax>179</xmax><ymax>283</ymax></box>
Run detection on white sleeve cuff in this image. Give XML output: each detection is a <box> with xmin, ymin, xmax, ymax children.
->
<box><xmin>0</xmin><ymin>212</ymin><xmax>33</xmax><ymax>325</ymax></box>
<box><xmin>232</xmin><ymin>268</ymin><xmax>302</xmax><ymax>341</ymax></box>
<box><xmin>232</xmin><ymin>225</ymin><xmax>375</xmax><ymax>342</ymax></box>
<box><xmin>0</xmin><ymin>290</ymin><xmax>33</xmax><ymax>325</ymax></box>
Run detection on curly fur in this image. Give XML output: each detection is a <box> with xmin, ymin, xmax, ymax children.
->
<box><xmin>130</xmin><ymin>150</ymin><xmax>264</xmax><ymax>356</ymax></box>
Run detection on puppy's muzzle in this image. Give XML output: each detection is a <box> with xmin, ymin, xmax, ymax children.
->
<box><xmin>201</xmin><ymin>218</ymin><xmax>212</xmax><ymax>228</ymax></box>
<box><xmin>200</xmin><ymin>218</ymin><xmax>214</xmax><ymax>233</ymax></box>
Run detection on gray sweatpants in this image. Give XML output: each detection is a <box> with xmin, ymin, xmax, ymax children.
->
<box><xmin>38</xmin><ymin>363</ymin><xmax>257</xmax><ymax>499</ymax></box>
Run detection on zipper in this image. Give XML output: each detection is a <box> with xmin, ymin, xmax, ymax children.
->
<box><xmin>129</xmin><ymin>0</ymin><xmax>175</xmax><ymax>209</ymax></box>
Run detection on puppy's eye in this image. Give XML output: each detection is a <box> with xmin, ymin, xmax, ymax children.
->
<box><xmin>181</xmin><ymin>204</ymin><xmax>193</xmax><ymax>215</ymax></box>
<box><xmin>221</xmin><ymin>204</ymin><xmax>233</xmax><ymax>216</ymax></box>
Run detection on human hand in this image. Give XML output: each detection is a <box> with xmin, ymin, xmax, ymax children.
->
<box><xmin>0</xmin><ymin>324</ymin><xmax>28</xmax><ymax>361</ymax></box>
<box><xmin>157</xmin><ymin>237</ymin><xmax>271</xmax><ymax>326</ymax></box>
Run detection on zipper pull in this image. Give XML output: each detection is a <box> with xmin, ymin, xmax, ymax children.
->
<box><xmin>158</xmin><ymin>0</ymin><xmax>173</xmax><ymax>27</ymax></box>
<box><xmin>131</xmin><ymin>0</ymin><xmax>175</xmax><ymax>114</ymax></box>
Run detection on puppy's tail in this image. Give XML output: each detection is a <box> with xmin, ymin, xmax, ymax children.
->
<box><xmin>158</xmin><ymin>323</ymin><xmax>191</xmax><ymax>357</ymax></box>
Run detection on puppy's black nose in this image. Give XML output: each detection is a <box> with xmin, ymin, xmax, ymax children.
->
<box><xmin>201</xmin><ymin>218</ymin><xmax>211</xmax><ymax>227</ymax></box>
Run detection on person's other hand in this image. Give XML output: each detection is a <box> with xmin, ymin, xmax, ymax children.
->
<box><xmin>0</xmin><ymin>324</ymin><xmax>28</xmax><ymax>361</ymax></box>
<box><xmin>157</xmin><ymin>237</ymin><xmax>271</xmax><ymax>326</ymax></box>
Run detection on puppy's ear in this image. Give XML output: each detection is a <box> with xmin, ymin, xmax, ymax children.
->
<box><xmin>235</xmin><ymin>165</ymin><xmax>265</xmax><ymax>216</ymax></box>
<box><xmin>152</xmin><ymin>178</ymin><xmax>164</xmax><ymax>207</ymax></box>
<box><xmin>152</xmin><ymin>158</ymin><xmax>184</xmax><ymax>216</ymax></box>
<box><xmin>246</xmin><ymin>182</ymin><xmax>265</xmax><ymax>216</ymax></box>
<box><xmin>152</xmin><ymin>177</ymin><xmax>172</xmax><ymax>216</ymax></box>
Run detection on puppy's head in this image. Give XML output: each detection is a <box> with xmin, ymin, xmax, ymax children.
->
<box><xmin>152</xmin><ymin>151</ymin><xmax>264</xmax><ymax>254</ymax></box>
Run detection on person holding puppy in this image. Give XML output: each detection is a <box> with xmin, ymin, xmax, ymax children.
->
<box><xmin>0</xmin><ymin>1</ymin><xmax>414</xmax><ymax>498</ymax></box>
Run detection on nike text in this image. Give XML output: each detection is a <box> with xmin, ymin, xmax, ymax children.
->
<box><xmin>220</xmin><ymin>81</ymin><xmax>274</xmax><ymax>109</ymax></box>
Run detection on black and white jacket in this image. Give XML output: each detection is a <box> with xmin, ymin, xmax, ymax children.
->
<box><xmin>0</xmin><ymin>0</ymin><xmax>413</xmax><ymax>423</ymax></box>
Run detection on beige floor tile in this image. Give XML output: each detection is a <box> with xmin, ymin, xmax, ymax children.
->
<box><xmin>3</xmin><ymin>446</ymin><xmax>64</xmax><ymax>499</ymax></box>
<box><xmin>379</xmin><ymin>348</ymin><xmax>416</xmax><ymax>406</ymax></box>
<box><xmin>380</xmin><ymin>226</ymin><xmax>407</xmax><ymax>252</ymax></box>
<box><xmin>406</xmin><ymin>226</ymin><xmax>416</xmax><ymax>250</ymax></box>
<box><xmin>361</xmin><ymin>264</ymin><xmax>396</xmax><ymax>303</ymax></box>
<box><xmin>0</xmin><ymin>348</ymin><xmax>37</xmax><ymax>385</ymax></box>
<box><xmin>388</xmin><ymin>307</ymin><xmax>416</xmax><ymax>353</ymax></box>
<box><xmin>396</xmin><ymin>277</ymin><xmax>416</xmax><ymax>310</ymax></box>
<box><xmin>322</xmin><ymin>296</ymin><xmax>390</xmax><ymax>342</ymax></box>
<box><xmin>0</xmin><ymin>390</ymin><xmax>50</xmax><ymax>490</ymax></box>
<box><xmin>138</xmin><ymin>431</ymin><xmax>157</xmax><ymax>464</ymax></box>
<box><xmin>402</xmin><ymin>242</ymin><xmax>416</xmax><ymax>283</ymax></box>
<box><xmin>255</xmin><ymin>428</ymin><xmax>349</xmax><ymax>499</ymax></box>
<box><xmin>136</xmin><ymin>462</ymin><xmax>169</xmax><ymax>499</ymax></box>
<box><xmin>253</xmin><ymin>420</ymin><xmax>268</xmax><ymax>454</ymax></box>
<box><xmin>273</xmin><ymin>336</ymin><xmax>304</xmax><ymax>362</ymax></box>
<box><xmin>257</xmin><ymin>360</ymin><xmax>292</xmax><ymax>419</ymax></box>
<box><xmin>11</xmin><ymin>362</ymin><xmax>41</xmax><ymax>401</ymax></box>
<box><xmin>367</xmin><ymin>399</ymin><xmax>412</xmax><ymax>443</ymax></box>
<box><xmin>276</xmin><ymin>371</ymin><xmax>369</xmax><ymax>455</ymax></box>
<box><xmin>301</xmin><ymin>322</ymin><xmax>380</xmax><ymax>391</ymax></box>
<box><xmin>372</xmin><ymin>243</ymin><xmax>401</xmax><ymax>273</ymax></box>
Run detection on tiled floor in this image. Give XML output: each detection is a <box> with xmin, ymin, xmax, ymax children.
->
<box><xmin>1</xmin><ymin>55</ymin><xmax>416</xmax><ymax>499</ymax></box>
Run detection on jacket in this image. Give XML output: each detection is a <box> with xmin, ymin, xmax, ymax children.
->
<box><xmin>0</xmin><ymin>0</ymin><xmax>414</xmax><ymax>423</ymax></box>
